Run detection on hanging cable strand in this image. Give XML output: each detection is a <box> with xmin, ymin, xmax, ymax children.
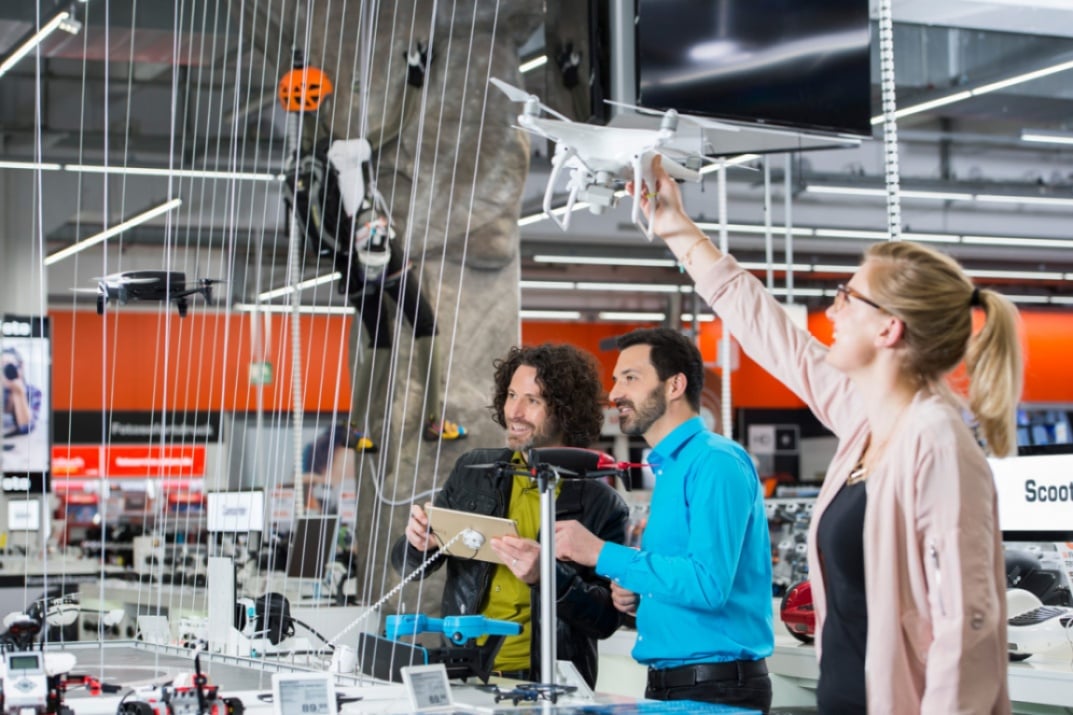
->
<box><xmin>877</xmin><ymin>0</ymin><xmax>902</xmax><ymax>241</ymax></box>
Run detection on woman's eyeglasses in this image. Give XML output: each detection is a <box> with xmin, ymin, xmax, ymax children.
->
<box><xmin>832</xmin><ymin>284</ymin><xmax>885</xmax><ymax>312</ymax></box>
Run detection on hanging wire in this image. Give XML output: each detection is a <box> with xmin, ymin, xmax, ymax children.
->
<box><xmin>877</xmin><ymin>0</ymin><xmax>903</xmax><ymax>241</ymax></box>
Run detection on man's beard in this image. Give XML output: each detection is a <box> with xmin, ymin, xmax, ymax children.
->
<box><xmin>618</xmin><ymin>385</ymin><xmax>666</xmax><ymax>437</ymax></box>
<box><xmin>507</xmin><ymin>414</ymin><xmax>562</xmax><ymax>452</ymax></box>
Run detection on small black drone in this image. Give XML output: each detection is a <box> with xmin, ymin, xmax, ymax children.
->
<box><xmin>77</xmin><ymin>271</ymin><xmax>224</xmax><ymax>317</ymax></box>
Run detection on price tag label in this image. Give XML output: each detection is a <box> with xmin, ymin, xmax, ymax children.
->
<box><xmin>401</xmin><ymin>664</ymin><xmax>453</xmax><ymax>710</ymax></box>
<box><xmin>271</xmin><ymin>673</ymin><xmax>335</xmax><ymax>715</ymax></box>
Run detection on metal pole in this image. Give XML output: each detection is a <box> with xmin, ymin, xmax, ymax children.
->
<box><xmin>539</xmin><ymin>476</ymin><xmax>557</xmax><ymax>685</ymax></box>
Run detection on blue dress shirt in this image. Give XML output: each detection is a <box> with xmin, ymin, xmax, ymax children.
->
<box><xmin>597</xmin><ymin>417</ymin><xmax>774</xmax><ymax>667</ymax></box>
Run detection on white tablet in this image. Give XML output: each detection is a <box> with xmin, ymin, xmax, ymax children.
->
<box><xmin>271</xmin><ymin>672</ymin><xmax>336</xmax><ymax>715</ymax></box>
<box><xmin>425</xmin><ymin>504</ymin><xmax>518</xmax><ymax>564</ymax></box>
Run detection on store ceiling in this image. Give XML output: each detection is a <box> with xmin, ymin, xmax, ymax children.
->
<box><xmin>2</xmin><ymin>0</ymin><xmax>1073</xmax><ymax>319</ymax></box>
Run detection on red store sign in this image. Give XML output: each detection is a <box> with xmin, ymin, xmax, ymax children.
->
<box><xmin>51</xmin><ymin>445</ymin><xmax>205</xmax><ymax>478</ymax></box>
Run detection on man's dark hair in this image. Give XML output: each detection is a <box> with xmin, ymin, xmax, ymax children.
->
<box><xmin>616</xmin><ymin>328</ymin><xmax>704</xmax><ymax>412</ymax></box>
<box><xmin>490</xmin><ymin>344</ymin><xmax>604</xmax><ymax>448</ymax></box>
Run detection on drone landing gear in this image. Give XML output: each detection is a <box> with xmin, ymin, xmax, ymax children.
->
<box><xmin>96</xmin><ymin>295</ymin><xmax>105</xmax><ymax>315</ymax></box>
<box><xmin>176</xmin><ymin>297</ymin><xmax>189</xmax><ymax>318</ymax></box>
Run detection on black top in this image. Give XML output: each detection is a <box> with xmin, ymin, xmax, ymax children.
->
<box><xmin>815</xmin><ymin>480</ymin><xmax>869</xmax><ymax>713</ymax></box>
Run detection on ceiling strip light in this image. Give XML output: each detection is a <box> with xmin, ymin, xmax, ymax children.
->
<box><xmin>257</xmin><ymin>271</ymin><xmax>342</xmax><ymax>301</ymax></box>
<box><xmin>965</xmin><ymin>268</ymin><xmax>1066</xmax><ymax>281</ymax></box>
<box><xmin>0</xmin><ymin>160</ymin><xmax>62</xmax><ymax>171</ymax></box>
<box><xmin>1022</xmin><ymin>130</ymin><xmax>1073</xmax><ymax>146</ymax></box>
<box><xmin>0</xmin><ymin>11</ymin><xmax>72</xmax><ymax>78</ymax></box>
<box><xmin>974</xmin><ymin>193</ymin><xmax>1073</xmax><ymax>207</ymax></box>
<box><xmin>520</xmin><ymin>309</ymin><xmax>581</xmax><ymax>320</ymax></box>
<box><xmin>66</xmin><ymin>164</ymin><xmax>282</xmax><ymax>182</ymax></box>
<box><xmin>235</xmin><ymin>303</ymin><xmax>353</xmax><ymax>315</ymax></box>
<box><xmin>598</xmin><ymin>311</ymin><xmax>666</xmax><ymax>322</ymax></box>
<box><xmin>577</xmin><ymin>282</ymin><xmax>686</xmax><ymax>293</ymax></box>
<box><xmin>532</xmin><ymin>254</ymin><xmax>677</xmax><ymax>268</ymax></box>
<box><xmin>43</xmin><ymin>198</ymin><xmax>183</xmax><ymax>266</ymax></box>
<box><xmin>520</xmin><ymin>280</ymin><xmax>575</xmax><ymax>290</ymax></box>
<box><xmin>870</xmin><ymin>58</ymin><xmax>1073</xmax><ymax>126</ymax></box>
<box><xmin>519</xmin><ymin>55</ymin><xmax>548</xmax><ymax>74</ymax></box>
<box><xmin>962</xmin><ymin>235</ymin><xmax>1073</xmax><ymax>248</ymax></box>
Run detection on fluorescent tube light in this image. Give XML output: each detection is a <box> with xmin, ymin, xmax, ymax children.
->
<box><xmin>1021</xmin><ymin>129</ymin><xmax>1073</xmax><ymax>146</ymax></box>
<box><xmin>44</xmin><ymin>198</ymin><xmax>183</xmax><ymax>265</ymax></box>
<box><xmin>682</xmin><ymin>313</ymin><xmax>715</xmax><ymax>323</ymax></box>
<box><xmin>1004</xmin><ymin>295</ymin><xmax>1054</xmax><ymax>305</ymax></box>
<box><xmin>532</xmin><ymin>254</ymin><xmax>677</xmax><ymax>268</ymax></box>
<box><xmin>900</xmin><ymin>232</ymin><xmax>960</xmax><ymax>244</ymax></box>
<box><xmin>965</xmin><ymin>268</ymin><xmax>1066</xmax><ymax>281</ymax></box>
<box><xmin>695</xmin><ymin>222</ymin><xmax>813</xmax><ymax>236</ymax></box>
<box><xmin>577</xmin><ymin>282</ymin><xmax>685</xmax><ymax>293</ymax></box>
<box><xmin>870</xmin><ymin>58</ymin><xmax>1073</xmax><ymax>126</ymax></box>
<box><xmin>806</xmin><ymin>185</ymin><xmax>885</xmax><ymax>198</ymax></box>
<box><xmin>0</xmin><ymin>160</ymin><xmax>61</xmax><ymax>171</ymax></box>
<box><xmin>520</xmin><ymin>309</ymin><xmax>581</xmax><ymax>320</ymax></box>
<box><xmin>66</xmin><ymin>164</ymin><xmax>282</xmax><ymax>182</ymax></box>
<box><xmin>973</xmin><ymin>59</ymin><xmax>1073</xmax><ymax>95</ymax></box>
<box><xmin>234</xmin><ymin>303</ymin><xmax>353</xmax><ymax>315</ymax></box>
<box><xmin>598</xmin><ymin>311</ymin><xmax>666</xmax><ymax>322</ymax></box>
<box><xmin>257</xmin><ymin>272</ymin><xmax>342</xmax><ymax>300</ymax></box>
<box><xmin>962</xmin><ymin>235</ymin><xmax>1073</xmax><ymax>248</ymax></box>
<box><xmin>807</xmin><ymin>184</ymin><xmax>973</xmax><ymax>202</ymax></box>
<box><xmin>974</xmin><ymin>193</ymin><xmax>1073</xmax><ymax>207</ymax></box>
<box><xmin>813</xmin><ymin>228</ymin><xmax>889</xmax><ymax>240</ymax></box>
<box><xmin>520</xmin><ymin>280</ymin><xmax>575</xmax><ymax>290</ymax></box>
<box><xmin>0</xmin><ymin>11</ymin><xmax>72</xmax><ymax>78</ymax></box>
<box><xmin>519</xmin><ymin>55</ymin><xmax>548</xmax><ymax>74</ymax></box>
<box><xmin>871</xmin><ymin>91</ymin><xmax>972</xmax><ymax>125</ymax></box>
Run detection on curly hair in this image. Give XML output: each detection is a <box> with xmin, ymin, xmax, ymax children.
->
<box><xmin>489</xmin><ymin>344</ymin><xmax>605</xmax><ymax>448</ymax></box>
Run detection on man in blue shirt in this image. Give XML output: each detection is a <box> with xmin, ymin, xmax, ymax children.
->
<box><xmin>555</xmin><ymin>327</ymin><xmax>774</xmax><ymax>712</ymax></box>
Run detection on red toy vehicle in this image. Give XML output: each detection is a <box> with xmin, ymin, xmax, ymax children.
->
<box><xmin>780</xmin><ymin>580</ymin><xmax>816</xmax><ymax>643</ymax></box>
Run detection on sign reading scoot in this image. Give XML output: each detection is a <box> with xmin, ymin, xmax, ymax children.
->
<box><xmin>990</xmin><ymin>452</ymin><xmax>1073</xmax><ymax>539</ymax></box>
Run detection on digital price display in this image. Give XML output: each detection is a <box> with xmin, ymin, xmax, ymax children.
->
<box><xmin>271</xmin><ymin>673</ymin><xmax>335</xmax><ymax>715</ymax></box>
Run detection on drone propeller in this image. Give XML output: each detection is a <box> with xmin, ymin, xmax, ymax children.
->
<box><xmin>489</xmin><ymin>77</ymin><xmax>572</xmax><ymax>122</ymax></box>
<box><xmin>92</xmin><ymin>275</ymin><xmax>158</xmax><ymax>285</ymax></box>
<box><xmin>604</xmin><ymin>99</ymin><xmax>740</xmax><ymax>132</ymax></box>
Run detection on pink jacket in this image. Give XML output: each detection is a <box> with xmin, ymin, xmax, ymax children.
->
<box><xmin>696</xmin><ymin>256</ymin><xmax>1010</xmax><ymax>715</ymax></box>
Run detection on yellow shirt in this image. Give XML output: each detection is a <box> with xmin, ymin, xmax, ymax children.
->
<box><xmin>479</xmin><ymin>455</ymin><xmax>561</xmax><ymax>671</ymax></box>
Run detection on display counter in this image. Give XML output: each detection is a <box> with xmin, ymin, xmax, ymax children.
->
<box><xmin>597</xmin><ymin>601</ymin><xmax>1073</xmax><ymax>714</ymax></box>
<box><xmin>49</xmin><ymin>642</ymin><xmax>754</xmax><ymax>714</ymax></box>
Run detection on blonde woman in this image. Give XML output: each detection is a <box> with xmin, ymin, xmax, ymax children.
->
<box><xmin>631</xmin><ymin>157</ymin><xmax>1020</xmax><ymax>714</ymax></box>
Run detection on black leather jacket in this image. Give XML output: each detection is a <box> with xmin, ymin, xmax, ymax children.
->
<box><xmin>391</xmin><ymin>448</ymin><xmax>629</xmax><ymax>687</ymax></box>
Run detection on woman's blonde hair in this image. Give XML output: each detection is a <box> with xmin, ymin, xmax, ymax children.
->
<box><xmin>864</xmin><ymin>241</ymin><xmax>1023</xmax><ymax>457</ymax></box>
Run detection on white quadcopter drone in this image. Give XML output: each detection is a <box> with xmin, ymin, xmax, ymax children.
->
<box><xmin>491</xmin><ymin>77</ymin><xmax>736</xmax><ymax>240</ymax></box>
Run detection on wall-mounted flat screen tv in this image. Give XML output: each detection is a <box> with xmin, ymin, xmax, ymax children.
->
<box><xmin>636</xmin><ymin>0</ymin><xmax>873</xmax><ymax>137</ymax></box>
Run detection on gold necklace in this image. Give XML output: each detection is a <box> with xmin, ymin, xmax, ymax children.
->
<box><xmin>846</xmin><ymin>403</ymin><xmax>912</xmax><ymax>485</ymax></box>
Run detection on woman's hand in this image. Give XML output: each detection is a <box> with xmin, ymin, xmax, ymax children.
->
<box><xmin>626</xmin><ymin>155</ymin><xmax>698</xmax><ymax>243</ymax></box>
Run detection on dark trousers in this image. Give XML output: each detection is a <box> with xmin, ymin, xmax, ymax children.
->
<box><xmin>646</xmin><ymin>660</ymin><xmax>772</xmax><ymax>714</ymax></box>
